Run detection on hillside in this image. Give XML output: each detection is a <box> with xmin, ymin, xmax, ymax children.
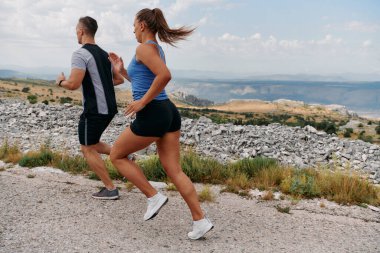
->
<box><xmin>1</xmin><ymin>78</ymin><xmax>379</xmax><ymax>144</ymax></box>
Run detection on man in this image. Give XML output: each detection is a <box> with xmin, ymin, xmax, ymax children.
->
<box><xmin>56</xmin><ymin>16</ymin><xmax>124</xmax><ymax>199</ymax></box>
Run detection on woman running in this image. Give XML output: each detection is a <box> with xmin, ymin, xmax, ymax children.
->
<box><xmin>109</xmin><ymin>8</ymin><xmax>214</xmax><ymax>240</ymax></box>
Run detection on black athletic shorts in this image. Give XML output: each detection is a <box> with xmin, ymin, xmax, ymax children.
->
<box><xmin>78</xmin><ymin>113</ymin><xmax>115</xmax><ymax>146</ymax></box>
<box><xmin>130</xmin><ymin>99</ymin><xmax>181</xmax><ymax>137</ymax></box>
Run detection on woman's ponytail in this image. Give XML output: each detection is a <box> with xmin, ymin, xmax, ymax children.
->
<box><xmin>136</xmin><ymin>8</ymin><xmax>195</xmax><ymax>46</ymax></box>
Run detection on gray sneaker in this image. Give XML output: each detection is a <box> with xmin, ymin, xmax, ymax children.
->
<box><xmin>92</xmin><ymin>187</ymin><xmax>119</xmax><ymax>200</ymax></box>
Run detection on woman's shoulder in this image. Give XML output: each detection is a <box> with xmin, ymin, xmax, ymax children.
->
<box><xmin>136</xmin><ymin>43</ymin><xmax>158</xmax><ymax>56</ymax></box>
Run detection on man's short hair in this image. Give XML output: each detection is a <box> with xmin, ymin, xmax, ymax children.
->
<box><xmin>78</xmin><ymin>16</ymin><xmax>98</xmax><ymax>37</ymax></box>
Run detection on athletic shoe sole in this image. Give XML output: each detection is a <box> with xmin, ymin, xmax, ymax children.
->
<box><xmin>91</xmin><ymin>195</ymin><xmax>119</xmax><ymax>200</ymax></box>
<box><xmin>188</xmin><ymin>224</ymin><xmax>214</xmax><ymax>240</ymax></box>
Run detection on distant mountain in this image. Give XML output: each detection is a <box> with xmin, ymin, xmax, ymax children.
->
<box><xmin>171</xmin><ymin>90</ymin><xmax>214</xmax><ymax>106</ymax></box>
<box><xmin>1</xmin><ymin>66</ymin><xmax>380</xmax><ymax>82</ymax></box>
<box><xmin>0</xmin><ymin>65</ymin><xmax>69</xmax><ymax>80</ymax></box>
<box><xmin>0</xmin><ymin>69</ymin><xmax>31</xmax><ymax>78</ymax></box>
<box><xmin>172</xmin><ymin>69</ymin><xmax>380</xmax><ymax>82</ymax></box>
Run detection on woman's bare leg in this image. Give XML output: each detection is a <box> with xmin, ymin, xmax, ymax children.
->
<box><xmin>156</xmin><ymin>130</ymin><xmax>204</xmax><ymax>221</ymax></box>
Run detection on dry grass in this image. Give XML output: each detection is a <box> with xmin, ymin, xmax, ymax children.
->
<box><xmin>125</xmin><ymin>182</ymin><xmax>135</xmax><ymax>192</ymax></box>
<box><xmin>226</xmin><ymin>174</ymin><xmax>252</xmax><ymax>190</ymax></box>
<box><xmin>166</xmin><ymin>183</ymin><xmax>178</xmax><ymax>191</ymax></box>
<box><xmin>0</xmin><ymin>139</ymin><xmax>22</xmax><ymax>164</ymax></box>
<box><xmin>198</xmin><ymin>185</ymin><xmax>215</xmax><ymax>202</ymax></box>
<box><xmin>0</xmin><ymin>80</ymin><xmax>132</xmax><ymax>107</ymax></box>
<box><xmin>262</xmin><ymin>191</ymin><xmax>274</xmax><ymax>201</ymax></box>
<box><xmin>1</xmin><ymin>138</ymin><xmax>379</xmax><ymax>207</ymax></box>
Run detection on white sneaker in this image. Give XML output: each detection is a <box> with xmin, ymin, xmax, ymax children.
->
<box><xmin>187</xmin><ymin>216</ymin><xmax>214</xmax><ymax>240</ymax></box>
<box><xmin>143</xmin><ymin>192</ymin><xmax>168</xmax><ymax>221</ymax></box>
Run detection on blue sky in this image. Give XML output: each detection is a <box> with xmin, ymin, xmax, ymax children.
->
<box><xmin>0</xmin><ymin>0</ymin><xmax>379</xmax><ymax>76</ymax></box>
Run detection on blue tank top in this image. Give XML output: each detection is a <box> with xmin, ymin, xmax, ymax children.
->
<box><xmin>127</xmin><ymin>40</ymin><xmax>168</xmax><ymax>101</ymax></box>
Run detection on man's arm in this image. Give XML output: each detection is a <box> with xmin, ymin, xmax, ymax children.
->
<box><xmin>56</xmin><ymin>69</ymin><xmax>85</xmax><ymax>90</ymax></box>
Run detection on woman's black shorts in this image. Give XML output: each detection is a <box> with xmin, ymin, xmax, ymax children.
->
<box><xmin>130</xmin><ymin>99</ymin><xmax>181</xmax><ymax>137</ymax></box>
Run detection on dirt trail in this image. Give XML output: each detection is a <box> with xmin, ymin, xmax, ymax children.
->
<box><xmin>0</xmin><ymin>166</ymin><xmax>379</xmax><ymax>253</ymax></box>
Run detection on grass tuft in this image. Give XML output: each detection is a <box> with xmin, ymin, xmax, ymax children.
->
<box><xmin>262</xmin><ymin>190</ymin><xmax>274</xmax><ymax>201</ymax></box>
<box><xmin>166</xmin><ymin>183</ymin><xmax>178</xmax><ymax>191</ymax></box>
<box><xmin>138</xmin><ymin>155</ymin><xmax>167</xmax><ymax>181</ymax></box>
<box><xmin>276</xmin><ymin>205</ymin><xmax>291</xmax><ymax>214</ymax></box>
<box><xmin>125</xmin><ymin>181</ymin><xmax>135</xmax><ymax>192</ymax></box>
<box><xmin>0</xmin><ymin>139</ymin><xmax>22</xmax><ymax>163</ymax></box>
<box><xmin>198</xmin><ymin>185</ymin><xmax>215</xmax><ymax>202</ymax></box>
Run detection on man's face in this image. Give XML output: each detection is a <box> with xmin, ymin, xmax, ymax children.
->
<box><xmin>76</xmin><ymin>23</ymin><xmax>84</xmax><ymax>44</ymax></box>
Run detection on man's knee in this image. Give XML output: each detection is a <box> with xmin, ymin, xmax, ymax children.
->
<box><xmin>80</xmin><ymin>144</ymin><xmax>97</xmax><ymax>155</ymax></box>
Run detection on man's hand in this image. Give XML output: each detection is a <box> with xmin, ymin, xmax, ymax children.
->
<box><xmin>109</xmin><ymin>52</ymin><xmax>124</xmax><ymax>74</ymax></box>
<box><xmin>56</xmin><ymin>72</ymin><xmax>66</xmax><ymax>86</ymax></box>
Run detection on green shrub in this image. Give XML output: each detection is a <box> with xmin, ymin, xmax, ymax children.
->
<box><xmin>180</xmin><ymin>150</ymin><xmax>228</xmax><ymax>183</ymax></box>
<box><xmin>19</xmin><ymin>148</ymin><xmax>54</xmax><ymax>167</ymax></box>
<box><xmin>229</xmin><ymin>157</ymin><xmax>278</xmax><ymax>178</ymax></box>
<box><xmin>22</xmin><ymin>87</ymin><xmax>30</xmax><ymax>93</ymax></box>
<box><xmin>376</xmin><ymin>126</ymin><xmax>380</xmax><ymax>135</ymax></box>
<box><xmin>343</xmin><ymin>128</ymin><xmax>353</xmax><ymax>138</ymax></box>
<box><xmin>27</xmin><ymin>95</ymin><xmax>37</xmax><ymax>104</ymax></box>
<box><xmin>137</xmin><ymin>155</ymin><xmax>167</xmax><ymax>181</ymax></box>
<box><xmin>59</xmin><ymin>97</ymin><xmax>73</xmax><ymax>104</ymax></box>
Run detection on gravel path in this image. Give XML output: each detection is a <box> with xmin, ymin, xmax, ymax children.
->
<box><xmin>0</xmin><ymin>166</ymin><xmax>379</xmax><ymax>253</ymax></box>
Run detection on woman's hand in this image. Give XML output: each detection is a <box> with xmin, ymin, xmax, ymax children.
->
<box><xmin>125</xmin><ymin>100</ymin><xmax>146</xmax><ymax>118</ymax></box>
<box><xmin>109</xmin><ymin>52</ymin><xmax>124</xmax><ymax>74</ymax></box>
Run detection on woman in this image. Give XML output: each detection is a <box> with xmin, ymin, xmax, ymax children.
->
<box><xmin>109</xmin><ymin>8</ymin><xmax>214</xmax><ymax>240</ymax></box>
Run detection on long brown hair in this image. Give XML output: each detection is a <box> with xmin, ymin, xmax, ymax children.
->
<box><xmin>136</xmin><ymin>8</ymin><xmax>195</xmax><ymax>46</ymax></box>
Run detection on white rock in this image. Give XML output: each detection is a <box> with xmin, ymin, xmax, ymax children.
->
<box><xmin>304</xmin><ymin>125</ymin><xmax>317</xmax><ymax>134</ymax></box>
<box><xmin>273</xmin><ymin>192</ymin><xmax>282</xmax><ymax>200</ymax></box>
<box><xmin>367</xmin><ymin>205</ymin><xmax>380</xmax><ymax>212</ymax></box>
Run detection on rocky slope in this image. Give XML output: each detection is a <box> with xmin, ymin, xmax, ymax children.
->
<box><xmin>0</xmin><ymin>98</ymin><xmax>379</xmax><ymax>184</ymax></box>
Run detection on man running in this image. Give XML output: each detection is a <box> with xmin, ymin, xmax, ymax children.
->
<box><xmin>56</xmin><ymin>16</ymin><xmax>124</xmax><ymax>199</ymax></box>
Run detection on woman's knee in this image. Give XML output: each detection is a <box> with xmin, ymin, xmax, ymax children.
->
<box><xmin>110</xmin><ymin>147</ymin><xmax>129</xmax><ymax>166</ymax></box>
<box><xmin>109</xmin><ymin>148</ymin><xmax>120</xmax><ymax>165</ymax></box>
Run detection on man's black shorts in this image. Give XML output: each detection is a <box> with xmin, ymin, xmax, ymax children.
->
<box><xmin>78</xmin><ymin>113</ymin><xmax>115</xmax><ymax>146</ymax></box>
<box><xmin>130</xmin><ymin>99</ymin><xmax>181</xmax><ymax>137</ymax></box>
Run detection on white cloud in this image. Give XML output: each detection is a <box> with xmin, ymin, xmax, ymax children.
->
<box><xmin>250</xmin><ymin>33</ymin><xmax>261</xmax><ymax>40</ymax></box>
<box><xmin>218</xmin><ymin>33</ymin><xmax>243</xmax><ymax>41</ymax></box>
<box><xmin>313</xmin><ymin>34</ymin><xmax>342</xmax><ymax>45</ymax></box>
<box><xmin>345</xmin><ymin>21</ymin><xmax>379</xmax><ymax>32</ymax></box>
<box><xmin>363</xmin><ymin>40</ymin><xmax>372</xmax><ymax>48</ymax></box>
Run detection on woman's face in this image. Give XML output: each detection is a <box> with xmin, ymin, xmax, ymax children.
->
<box><xmin>133</xmin><ymin>18</ymin><xmax>142</xmax><ymax>43</ymax></box>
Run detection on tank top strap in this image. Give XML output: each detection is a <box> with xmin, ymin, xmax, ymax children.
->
<box><xmin>145</xmin><ymin>40</ymin><xmax>165</xmax><ymax>62</ymax></box>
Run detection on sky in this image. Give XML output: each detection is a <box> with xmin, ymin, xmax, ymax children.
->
<box><xmin>0</xmin><ymin>0</ymin><xmax>379</xmax><ymax>76</ymax></box>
